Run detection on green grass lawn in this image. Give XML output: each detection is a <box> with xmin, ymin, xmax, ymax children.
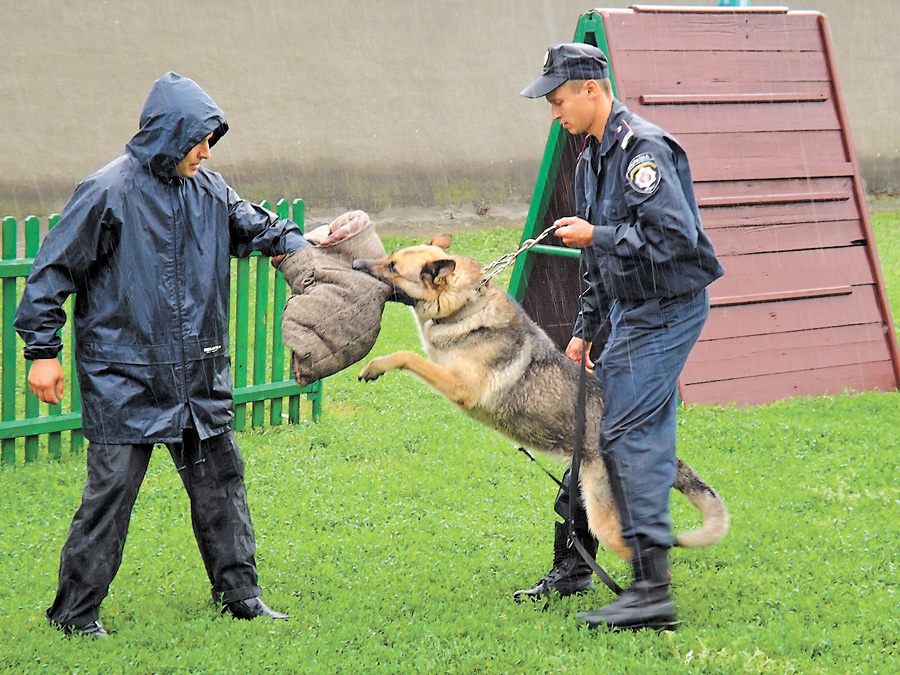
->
<box><xmin>1</xmin><ymin>221</ymin><xmax>899</xmax><ymax>674</ymax></box>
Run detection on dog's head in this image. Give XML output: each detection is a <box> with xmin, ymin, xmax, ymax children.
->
<box><xmin>353</xmin><ymin>234</ymin><xmax>483</xmax><ymax>318</ymax></box>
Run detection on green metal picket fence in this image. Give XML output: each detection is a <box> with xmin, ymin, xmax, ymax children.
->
<box><xmin>0</xmin><ymin>198</ymin><xmax>322</xmax><ymax>466</ymax></box>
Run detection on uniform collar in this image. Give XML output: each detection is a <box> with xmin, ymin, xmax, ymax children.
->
<box><xmin>597</xmin><ymin>100</ymin><xmax>630</xmax><ymax>156</ymax></box>
<box><xmin>579</xmin><ymin>100</ymin><xmax>629</xmax><ymax>167</ymax></box>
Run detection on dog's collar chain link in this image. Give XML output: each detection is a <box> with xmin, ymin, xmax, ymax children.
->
<box><xmin>479</xmin><ymin>224</ymin><xmax>559</xmax><ymax>288</ymax></box>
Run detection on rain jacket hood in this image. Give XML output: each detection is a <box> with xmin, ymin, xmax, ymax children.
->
<box><xmin>15</xmin><ymin>72</ymin><xmax>307</xmax><ymax>443</ymax></box>
<box><xmin>127</xmin><ymin>71</ymin><xmax>229</xmax><ymax>181</ymax></box>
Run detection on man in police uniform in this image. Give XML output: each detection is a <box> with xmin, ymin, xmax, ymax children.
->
<box><xmin>517</xmin><ymin>43</ymin><xmax>724</xmax><ymax>630</ymax></box>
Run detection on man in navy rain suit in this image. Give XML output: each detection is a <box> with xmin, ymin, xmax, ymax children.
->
<box><xmin>15</xmin><ymin>72</ymin><xmax>308</xmax><ymax>636</ymax></box>
<box><xmin>516</xmin><ymin>44</ymin><xmax>724</xmax><ymax>630</ymax></box>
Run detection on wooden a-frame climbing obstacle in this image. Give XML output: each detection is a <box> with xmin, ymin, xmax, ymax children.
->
<box><xmin>508</xmin><ymin>6</ymin><xmax>900</xmax><ymax>406</ymax></box>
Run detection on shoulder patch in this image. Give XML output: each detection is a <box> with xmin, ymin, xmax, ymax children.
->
<box><xmin>626</xmin><ymin>153</ymin><xmax>661</xmax><ymax>195</ymax></box>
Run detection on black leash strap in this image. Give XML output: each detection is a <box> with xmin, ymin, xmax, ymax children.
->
<box><xmin>517</xmin><ymin>447</ymin><xmax>563</xmax><ymax>487</ymax></box>
<box><xmin>515</xmin><ymin>252</ymin><xmax>622</xmax><ymax>596</ymax></box>
<box><xmin>566</xmin><ymin>340</ymin><xmax>624</xmax><ymax>596</ymax></box>
<box><xmin>571</xmin><ymin>529</ymin><xmax>624</xmax><ymax>596</ymax></box>
<box><xmin>518</xmin><ymin>439</ymin><xmax>623</xmax><ymax>595</ymax></box>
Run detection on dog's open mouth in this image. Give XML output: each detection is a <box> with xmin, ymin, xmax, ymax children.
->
<box><xmin>352</xmin><ymin>259</ymin><xmax>417</xmax><ymax>306</ymax></box>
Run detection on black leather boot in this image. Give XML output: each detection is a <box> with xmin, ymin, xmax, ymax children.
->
<box><xmin>53</xmin><ymin>619</ymin><xmax>109</xmax><ymax>638</ymax></box>
<box><xmin>223</xmin><ymin>596</ymin><xmax>289</xmax><ymax>620</ymax></box>
<box><xmin>513</xmin><ymin>522</ymin><xmax>596</xmax><ymax>602</ymax></box>
<box><xmin>579</xmin><ymin>545</ymin><xmax>676</xmax><ymax>631</ymax></box>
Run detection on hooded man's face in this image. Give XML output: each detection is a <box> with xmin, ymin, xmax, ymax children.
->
<box><xmin>173</xmin><ymin>133</ymin><xmax>213</xmax><ymax>178</ymax></box>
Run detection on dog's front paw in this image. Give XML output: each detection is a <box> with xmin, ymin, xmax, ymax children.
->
<box><xmin>359</xmin><ymin>358</ymin><xmax>388</xmax><ymax>382</ymax></box>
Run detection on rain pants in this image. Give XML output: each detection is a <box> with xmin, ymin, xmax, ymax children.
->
<box><xmin>15</xmin><ymin>71</ymin><xmax>307</xmax><ymax>627</ymax></box>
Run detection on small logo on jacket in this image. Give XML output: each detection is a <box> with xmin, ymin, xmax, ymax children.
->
<box><xmin>203</xmin><ymin>345</ymin><xmax>222</xmax><ymax>354</ymax></box>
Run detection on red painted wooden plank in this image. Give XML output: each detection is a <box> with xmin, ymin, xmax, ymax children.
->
<box><xmin>700</xmin><ymin>197</ymin><xmax>860</xmax><ymax>229</ymax></box>
<box><xmin>698</xmin><ymin>192</ymin><xmax>847</xmax><ymax>208</ymax></box>
<box><xmin>678</xmin><ymin>130</ymin><xmax>848</xmax><ymax>168</ymax></box>
<box><xmin>691</xmin><ymin>160</ymin><xmax>853</xmax><ymax>184</ymax></box>
<box><xmin>684</xmin><ymin>323</ymin><xmax>892</xmax><ymax>384</ymax></box>
<box><xmin>627</xmin><ymin>99</ymin><xmax>839</xmax><ymax>135</ymax></box>
<box><xmin>626</xmin><ymin>6</ymin><xmax>791</xmax><ymax>15</ymax></box>
<box><xmin>709</xmin><ymin>247</ymin><xmax>876</xmax><ymax>300</ymax></box>
<box><xmin>708</xmin><ymin>220</ymin><xmax>865</xmax><ymax>256</ymax></box>
<box><xmin>682</xmin><ymin>361</ymin><xmax>897</xmax><ymax>406</ymax></box>
<box><xmin>603</xmin><ymin>13</ymin><xmax>819</xmax><ymax>53</ymax></box>
<box><xmin>674</xmin><ymin>129</ymin><xmax>852</xmax><ymax>183</ymax></box>
<box><xmin>699</xmin><ymin>286</ymin><xmax>885</xmax><ymax>341</ymax></box>
<box><xmin>713</xmin><ymin>285</ymin><xmax>852</xmax><ymax>308</ymax></box>
<box><xmin>620</xmin><ymin>80</ymin><xmax>831</xmax><ymax>99</ymax></box>
<box><xmin>611</xmin><ymin>51</ymin><xmax>831</xmax><ymax>90</ymax></box>
<box><xmin>816</xmin><ymin>11</ymin><xmax>900</xmax><ymax>387</ymax></box>
<box><xmin>641</xmin><ymin>93</ymin><xmax>827</xmax><ymax>105</ymax></box>
<box><xmin>694</xmin><ymin>177</ymin><xmax>852</xmax><ymax>203</ymax></box>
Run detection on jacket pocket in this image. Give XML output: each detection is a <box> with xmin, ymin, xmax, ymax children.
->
<box><xmin>78</xmin><ymin>341</ymin><xmax>179</xmax><ymax>365</ymax></box>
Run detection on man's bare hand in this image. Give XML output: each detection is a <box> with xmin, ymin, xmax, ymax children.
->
<box><xmin>565</xmin><ymin>337</ymin><xmax>595</xmax><ymax>372</ymax></box>
<box><xmin>554</xmin><ymin>216</ymin><xmax>595</xmax><ymax>248</ymax></box>
<box><xmin>28</xmin><ymin>358</ymin><xmax>65</xmax><ymax>404</ymax></box>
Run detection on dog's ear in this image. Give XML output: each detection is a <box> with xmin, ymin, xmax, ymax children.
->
<box><xmin>421</xmin><ymin>258</ymin><xmax>456</xmax><ymax>284</ymax></box>
<box><xmin>426</xmin><ymin>233</ymin><xmax>453</xmax><ymax>250</ymax></box>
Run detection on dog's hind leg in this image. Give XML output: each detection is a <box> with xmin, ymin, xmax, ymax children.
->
<box><xmin>580</xmin><ymin>462</ymin><xmax>632</xmax><ymax>562</ymax></box>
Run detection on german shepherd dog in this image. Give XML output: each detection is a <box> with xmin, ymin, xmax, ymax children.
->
<box><xmin>354</xmin><ymin>235</ymin><xmax>728</xmax><ymax>561</ymax></box>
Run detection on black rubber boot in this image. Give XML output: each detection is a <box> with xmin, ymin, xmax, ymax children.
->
<box><xmin>52</xmin><ymin>619</ymin><xmax>110</xmax><ymax>638</ymax></box>
<box><xmin>578</xmin><ymin>546</ymin><xmax>676</xmax><ymax>631</ymax></box>
<box><xmin>513</xmin><ymin>522</ymin><xmax>597</xmax><ymax>602</ymax></box>
<box><xmin>223</xmin><ymin>596</ymin><xmax>289</xmax><ymax>621</ymax></box>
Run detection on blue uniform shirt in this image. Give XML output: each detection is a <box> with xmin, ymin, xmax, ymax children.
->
<box><xmin>573</xmin><ymin>101</ymin><xmax>724</xmax><ymax>340</ymax></box>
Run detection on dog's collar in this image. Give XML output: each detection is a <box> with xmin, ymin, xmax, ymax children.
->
<box><xmin>432</xmin><ymin>290</ymin><xmax>490</xmax><ymax>325</ymax></box>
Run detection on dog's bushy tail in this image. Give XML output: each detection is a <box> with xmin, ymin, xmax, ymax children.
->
<box><xmin>673</xmin><ymin>458</ymin><xmax>729</xmax><ymax>548</ymax></box>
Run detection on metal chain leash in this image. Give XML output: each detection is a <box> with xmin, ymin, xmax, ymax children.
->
<box><xmin>479</xmin><ymin>224</ymin><xmax>559</xmax><ymax>288</ymax></box>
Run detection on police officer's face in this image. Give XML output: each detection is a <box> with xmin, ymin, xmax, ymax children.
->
<box><xmin>546</xmin><ymin>81</ymin><xmax>609</xmax><ymax>137</ymax></box>
<box><xmin>174</xmin><ymin>133</ymin><xmax>213</xmax><ymax>178</ymax></box>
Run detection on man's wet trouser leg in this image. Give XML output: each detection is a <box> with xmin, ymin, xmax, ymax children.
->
<box><xmin>580</xmin><ymin>290</ymin><xmax>709</xmax><ymax>630</ymax></box>
<box><xmin>166</xmin><ymin>430</ymin><xmax>261</xmax><ymax>606</ymax></box>
<box><xmin>47</xmin><ymin>442</ymin><xmax>152</xmax><ymax>630</ymax></box>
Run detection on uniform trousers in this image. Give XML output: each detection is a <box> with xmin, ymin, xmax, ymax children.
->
<box><xmin>47</xmin><ymin>429</ymin><xmax>261</xmax><ymax>628</ymax></box>
<box><xmin>598</xmin><ymin>288</ymin><xmax>710</xmax><ymax>551</ymax></box>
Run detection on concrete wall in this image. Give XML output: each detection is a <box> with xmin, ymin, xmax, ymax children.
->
<box><xmin>2</xmin><ymin>0</ymin><xmax>898</xmax><ymax>218</ymax></box>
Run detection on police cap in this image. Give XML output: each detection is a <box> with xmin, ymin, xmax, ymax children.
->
<box><xmin>521</xmin><ymin>43</ymin><xmax>610</xmax><ymax>99</ymax></box>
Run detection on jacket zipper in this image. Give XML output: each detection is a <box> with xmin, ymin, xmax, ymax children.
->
<box><xmin>172</xmin><ymin>184</ymin><xmax>190</xmax><ymax>416</ymax></box>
